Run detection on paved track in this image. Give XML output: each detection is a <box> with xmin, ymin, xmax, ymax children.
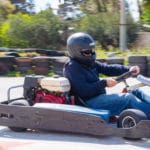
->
<box><xmin>0</xmin><ymin>77</ymin><xmax>150</xmax><ymax>150</ymax></box>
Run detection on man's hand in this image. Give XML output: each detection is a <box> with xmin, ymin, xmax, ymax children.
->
<box><xmin>106</xmin><ymin>78</ymin><xmax>118</xmax><ymax>87</ymax></box>
<box><xmin>130</xmin><ymin>65</ymin><xmax>140</xmax><ymax>76</ymax></box>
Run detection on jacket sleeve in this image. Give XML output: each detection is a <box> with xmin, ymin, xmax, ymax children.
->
<box><xmin>96</xmin><ymin>61</ymin><xmax>130</xmax><ymax>76</ymax></box>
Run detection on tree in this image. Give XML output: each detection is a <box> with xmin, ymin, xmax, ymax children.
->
<box><xmin>140</xmin><ymin>0</ymin><xmax>150</xmax><ymax>24</ymax></box>
<box><xmin>10</xmin><ymin>0</ymin><xmax>35</xmax><ymax>15</ymax></box>
<box><xmin>29</xmin><ymin>9</ymin><xmax>62</xmax><ymax>49</ymax></box>
<box><xmin>76</xmin><ymin>12</ymin><xmax>138</xmax><ymax>49</ymax></box>
<box><xmin>0</xmin><ymin>0</ymin><xmax>15</xmax><ymax>23</ymax></box>
<box><xmin>77</xmin><ymin>13</ymin><xmax>120</xmax><ymax>49</ymax></box>
<box><xmin>63</xmin><ymin>0</ymin><xmax>120</xmax><ymax>14</ymax></box>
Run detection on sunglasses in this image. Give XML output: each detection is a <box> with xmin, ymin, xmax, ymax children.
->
<box><xmin>81</xmin><ymin>49</ymin><xmax>95</xmax><ymax>55</ymax></box>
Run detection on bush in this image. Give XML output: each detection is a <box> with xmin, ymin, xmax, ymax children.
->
<box><xmin>0</xmin><ymin>10</ymin><xmax>62</xmax><ymax>49</ymax></box>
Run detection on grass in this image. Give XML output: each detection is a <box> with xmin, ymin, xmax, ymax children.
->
<box><xmin>6</xmin><ymin>69</ymin><xmax>54</xmax><ymax>77</ymax></box>
<box><xmin>95</xmin><ymin>47</ymin><xmax>150</xmax><ymax>66</ymax></box>
<box><xmin>96</xmin><ymin>47</ymin><xmax>150</xmax><ymax>59</ymax></box>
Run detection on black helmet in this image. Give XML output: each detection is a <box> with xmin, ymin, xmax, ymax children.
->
<box><xmin>67</xmin><ymin>32</ymin><xmax>96</xmax><ymax>66</ymax></box>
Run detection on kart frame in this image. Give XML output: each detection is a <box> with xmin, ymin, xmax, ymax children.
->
<box><xmin>0</xmin><ymin>70</ymin><xmax>150</xmax><ymax>139</ymax></box>
<box><xmin>0</xmin><ymin>103</ymin><xmax>150</xmax><ymax>139</ymax></box>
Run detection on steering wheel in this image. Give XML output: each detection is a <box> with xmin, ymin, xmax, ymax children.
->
<box><xmin>115</xmin><ymin>69</ymin><xmax>135</xmax><ymax>83</ymax></box>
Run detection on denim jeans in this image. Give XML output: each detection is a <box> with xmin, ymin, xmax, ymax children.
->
<box><xmin>86</xmin><ymin>88</ymin><xmax>150</xmax><ymax>119</ymax></box>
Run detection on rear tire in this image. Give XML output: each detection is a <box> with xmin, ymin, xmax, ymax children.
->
<box><xmin>8</xmin><ymin>100</ymin><xmax>30</xmax><ymax>132</ymax></box>
<box><xmin>9</xmin><ymin>100</ymin><xmax>30</xmax><ymax>106</ymax></box>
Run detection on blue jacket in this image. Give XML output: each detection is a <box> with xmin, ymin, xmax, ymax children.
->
<box><xmin>63</xmin><ymin>58</ymin><xmax>129</xmax><ymax>100</ymax></box>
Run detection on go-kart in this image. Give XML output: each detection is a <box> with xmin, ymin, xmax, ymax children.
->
<box><xmin>0</xmin><ymin>70</ymin><xmax>150</xmax><ymax>140</ymax></box>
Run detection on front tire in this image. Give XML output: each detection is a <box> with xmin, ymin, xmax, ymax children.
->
<box><xmin>117</xmin><ymin>109</ymin><xmax>148</xmax><ymax>140</ymax></box>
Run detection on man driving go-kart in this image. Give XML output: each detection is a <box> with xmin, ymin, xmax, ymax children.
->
<box><xmin>0</xmin><ymin>32</ymin><xmax>150</xmax><ymax>139</ymax></box>
<box><xmin>63</xmin><ymin>32</ymin><xmax>150</xmax><ymax>119</ymax></box>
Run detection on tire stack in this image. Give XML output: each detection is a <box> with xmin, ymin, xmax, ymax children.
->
<box><xmin>45</xmin><ymin>50</ymin><xmax>66</xmax><ymax>56</ymax></box>
<box><xmin>51</xmin><ymin>57</ymin><xmax>69</xmax><ymax>76</ymax></box>
<box><xmin>15</xmin><ymin>57</ymin><xmax>33</xmax><ymax>73</ymax></box>
<box><xmin>32</xmin><ymin>56</ymin><xmax>51</xmax><ymax>75</ymax></box>
<box><xmin>96</xmin><ymin>58</ymin><xmax>107</xmax><ymax>64</ymax></box>
<box><xmin>0</xmin><ymin>56</ymin><xmax>15</xmax><ymax>75</ymax></box>
<box><xmin>106</xmin><ymin>58</ymin><xmax>124</xmax><ymax>65</ymax></box>
<box><xmin>146</xmin><ymin>55</ymin><xmax>150</xmax><ymax>77</ymax></box>
<box><xmin>128</xmin><ymin>56</ymin><xmax>147</xmax><ymax>76</ymax></box>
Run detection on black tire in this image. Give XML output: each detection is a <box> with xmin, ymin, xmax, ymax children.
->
<box><xmin>32</xmin><ymin>56</ymin><xmax>51</xmax><ymax>63</ymax></box>
<box><xmin>15</xmin><ymin>57</ymin><xmax>32</xmax><ymax>63</ymax></box>
<box><xmin>128</xmin><ymin>56</ymin><xmax>147</xmax><ymax>63</ymax></box>
<box><xmin>96</xmin><ymin>58</ymin><xmax>107</xmax><ymax>63</ymax></box>
<box><xmin>9</xmin><ymin>100</ymin><xmax>30</xmax><ymax>106</ymax></box>
<box><xmin>147</xmin><ymin>55</ymin><xmax>150</xmax><ymax>62</ymax></box>
<box><xmin>8</xmin><ymin>100</ymin><xmax>30</xmax><ymax>132</ymax></box>
<box><xmin>0</xmin><ymin>56</ymin><xmax>15</xmax><ymax>74</ymax></box>
<box><xmin>6</xmin><ymin>52</ymin><xmax>20</xmax><ymax>57</ymax></box>
<box><xmin>33</xmin><ymin>67</ymin><xmax>49</xmax><ymax>75</ymax></box>
<box><xmin>147</xmin><ymin>62</ymin><xmax>150</xmax><ymax>77</ymax></box>
<box><xmin>52</xmin><ymin>57</ymin><xmax>69</xmax><ymax>75</ymax></box>
<box><xmin>117</xmin><ymin>109</ymin><xmax>148</xmax><ymax>139</ymax></box>
<box><xmin>46</xmin><ymin>50</ymin><xmax>66</xmax><ymax>56</ymax></box>
<box><xmin>106</xmin><ymin>58</ymin><xmax>124</xmax><ymax>65</ymax></box>
<box><xmin>117</xmin><ymin>109</ymin><xmax>147</xmax><ymax>128</ymax></box>
<box><xmin>16</xmin><ymin>66</ymin><xmax>32</xmax><ymax>73</ymax></box>
<box><xmin>0</xmin><ymin>63</ymin><xmax>9</xmax><ymax>75</ymax></box>
<box><xmin>16</xmin><ymin>62</ymin><xmax>32</xmax><ymax>67</ymax></box>
<box><xmin>33</xmin><ymin>62</ymin><xmax>50</xmax><ymax>67</ymax></box>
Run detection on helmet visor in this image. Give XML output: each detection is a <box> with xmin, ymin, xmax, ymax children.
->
<box><xmin>81</xmin><ymin>49</ymin><xmax>95</xmax><ymax>56</ymax></box>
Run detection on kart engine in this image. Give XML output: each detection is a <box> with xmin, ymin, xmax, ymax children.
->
<box><xmin>23</xmin><ymin>75</ymin><xmax>72</xmax><ymax>105</ymax></box>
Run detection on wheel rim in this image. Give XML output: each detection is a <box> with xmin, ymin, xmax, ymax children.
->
<box><xmin>122</xmin><ymin>116</ymin><xmax>137</xmax><ymax>128</ymax></box>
